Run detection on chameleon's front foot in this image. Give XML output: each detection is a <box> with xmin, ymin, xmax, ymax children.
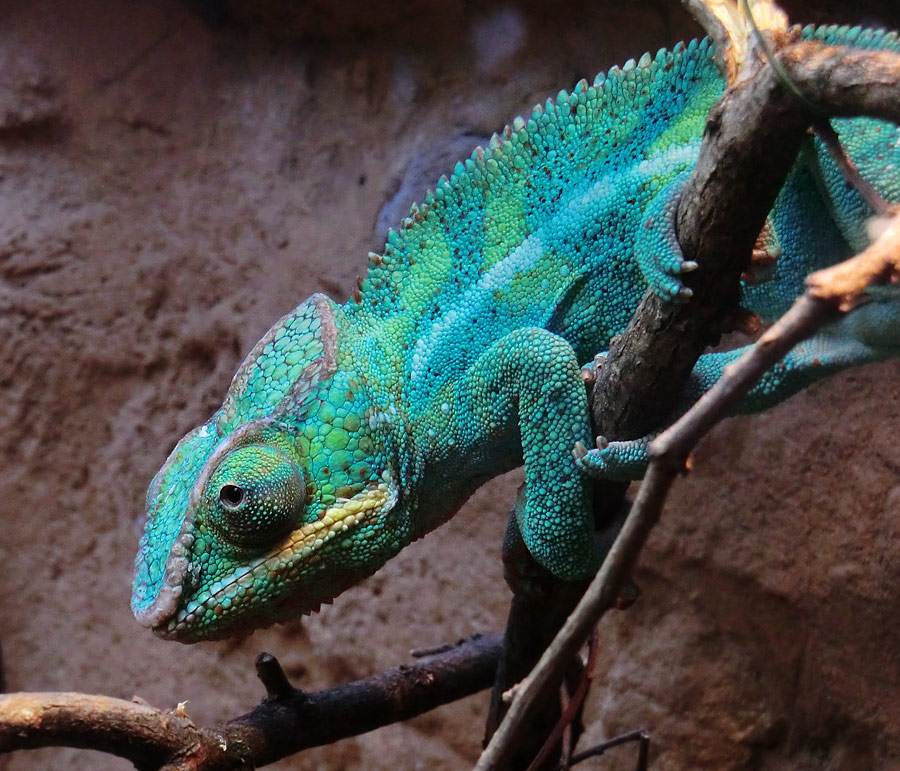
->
<box><xmin>573</xmin><ymin>434</ymin><xmax>654</xmax><ymax>481</ymax></box>
<box><xmin>574</xmin><ymin>353</ymin><xmax>656</xmax><ymax>481</ymax></box>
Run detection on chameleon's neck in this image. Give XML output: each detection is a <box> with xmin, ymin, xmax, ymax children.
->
<box><xmin>337</xmin><ymin>308</ymin><xmax>523</xmax><ymax>537</ymax></box>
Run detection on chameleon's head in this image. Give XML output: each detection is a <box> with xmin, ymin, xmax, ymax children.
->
<box><xmin>131</xmin><ymin>294</ymin><xmax>401</xmax><ymax>642</ymax></box>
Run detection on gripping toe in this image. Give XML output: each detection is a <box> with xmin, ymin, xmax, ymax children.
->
<box><xmin>574</xmin><ymin>435</ymin><xmax>654</xmax><ymax>481</ymax></box>
<box><xmin>636</xmin><ymin>173</ymin><xmax>696</xmax><ymax>302</ymax></box>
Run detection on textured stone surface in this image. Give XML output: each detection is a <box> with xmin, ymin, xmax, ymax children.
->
<box><xmin>1</xmin><ymin>1</ymin><xmax>899</xmax><ymax>769</ymax></box>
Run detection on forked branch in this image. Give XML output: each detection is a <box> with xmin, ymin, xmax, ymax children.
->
<box><xmin>0</xmin><ymin>633</ymin><xmax>501</xmax><ymax>770</ymax></box>
<box><xmin>480</xmin><ymin>28</ymin><xmax>900</xmax><ymax>771</ymax></box>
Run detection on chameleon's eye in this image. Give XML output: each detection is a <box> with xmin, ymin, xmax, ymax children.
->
<box><xmin>219</xmin><ymin>484</ymin><xmax>246</xmax><ymax>509</ymax></box>
<box><xmin>206</xmin><ymin>444</ymin><xmax>305</xmax><ymax>549</ymax></box>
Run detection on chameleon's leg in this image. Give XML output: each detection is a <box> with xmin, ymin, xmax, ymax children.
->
<box><xmin>634</xmin><ymin>172</ymin><xmax>698</xmax><ymax>302</ymax></box>
<box><xmin>574</xmin><ymin>432</ymin><xmax>656</xmax><ymax>481</ymax></box>
<box><xmin>457</xmin><ymin>327</ymin><xmax>597</xmax><ymax>579</ymax></box>
<box><xmin>577</xmin><ymin>295</ymin><xmax>900</xmax><ymax>480</ymax></box>
<box><xmin>729</xmin><ymin>294</ymin><xmax>900</xmax><ymax>413</ymax></box>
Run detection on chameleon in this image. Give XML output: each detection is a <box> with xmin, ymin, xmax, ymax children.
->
<box><xmin>133</xmin><ymin>25</ymin><xmax>900</xmax><ymax>642</ymax></box>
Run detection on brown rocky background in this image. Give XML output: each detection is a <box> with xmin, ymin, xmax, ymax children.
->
<box><xmin>2</xmin><ymin>1</ymin><xmax>900</xmax><ymax>769</ymax></box>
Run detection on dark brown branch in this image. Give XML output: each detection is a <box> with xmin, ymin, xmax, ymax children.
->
<box><xmin>0</xmin><ymin>633</ymin><xmax>502</xmax><ymax>770</ymax></box>
<box><xmin>592</xmin><ymin>57</ymin><xmax>805</xmax><ymax>441</ymax></box>
<box><xmin>782</xmin><ymin>41</ymin><xmax>900</xmax><ymax>122</ymax></box>
<box><xmin>592</xmin><ymin>36</ymin><xmax>900</xmax><ymax>444</ymax></box>
<box><xmin>479</xmin><ymin>36</ymin><xmax>900</xmax><ymax>771</ymax></box>
<box><xmin>226</xmin><ymin>632</ymin><xmax>500</xmax><ymax>767</ymax></box>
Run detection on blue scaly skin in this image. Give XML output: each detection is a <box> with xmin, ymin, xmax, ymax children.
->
<box><xmin>133</xmin><ymin>26</ymin><xmax>900</xmax><ymax>642</ymax></box>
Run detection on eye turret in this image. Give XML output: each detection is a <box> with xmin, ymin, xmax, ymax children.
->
<box><xmin>205</xmin><ymin>444</ymin><xmax>305</xmax><ymax>548</ymax></box>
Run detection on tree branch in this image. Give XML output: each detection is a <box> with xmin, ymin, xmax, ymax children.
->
<box><xmin>0</xmin><ymin>633</ymin><xmax>501</xmax><ymax>770</ymax></box>
<box><xmin>478</xmin><ymin>34</ymin><xmax>900</xmax><ymax>771</ymax></box>
<box><xmin>592</xmin><ymin>36</ymin><xmax>900</xmax><ymax>443</ymax></box>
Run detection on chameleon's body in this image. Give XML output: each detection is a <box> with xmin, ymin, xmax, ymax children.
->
<box><xmin>133</xmin><ymin>26</ymin><xmax>900</xmax><ymax>642</ymax></box>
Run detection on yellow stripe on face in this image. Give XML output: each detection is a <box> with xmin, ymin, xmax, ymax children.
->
<box><xmin>279</xmin><ymin>481</ymin><xmax>392</xmax><ymax>558</ymax></box>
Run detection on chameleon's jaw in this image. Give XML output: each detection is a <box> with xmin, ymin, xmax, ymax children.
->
<box><xmin>137</xmin><ymin>479</ymin><xmax>399</xmax><ymax>642</ymax></box>
<box><xmin>133</xmin><ymin>585</ymin><xmax>185</xmax><ymax>632</ymax></box>
<box><xmin>147</xmin><ymin>599</ymin><xmax>324</xmax><ymax>643</ymax></box>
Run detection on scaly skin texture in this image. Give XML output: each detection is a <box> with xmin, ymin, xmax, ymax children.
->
<box><xmin>133</xmin><ymin>26</ymin><xmax>900</xmax><ymax>642</ymax></box>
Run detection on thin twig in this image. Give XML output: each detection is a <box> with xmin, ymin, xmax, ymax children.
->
<box><xmin>525</xmin><ymin>628</ymin><xmax>598</xmax><ymax>771</ymax></box>
<box><xmin>254</xmin><ymin>652</ymin><xmax>297</xmax><ymax>702</ymax></box>
<box><xmin>807</xmin><ymin>206</ymin><xmax>900</xmax><ymax>310</ymax></box>
<box><xmin>650</xmin><ymin>293</ymin><xmax>837</xmax><ymax>464</ymax></box>
<box><xmin>474</xmin><ymin>464</ymin><xmax>670</xmax><ymax>771</ymax></box>
<box><xmin>569</xmin><ymin>728</ymin><xmax>651</xmax><ymax>768</ymax></box>
<box><xmin>814</xmin><ymin>123</ymin><xmax>891</xmax><ymax>216</ymax></box>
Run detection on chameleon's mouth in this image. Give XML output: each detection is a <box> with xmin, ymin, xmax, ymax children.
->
<box><xmin>142</xmin><ymin>480</ymin><xmax>397</xmax><ymax>642</ymax></box>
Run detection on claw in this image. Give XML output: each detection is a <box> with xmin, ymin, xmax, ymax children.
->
<box><xmin>572</xmin><ymin>441</ymin><xmax>589</xmax><ymax>461</ymax></box>
<box><xmin>595</xmin><ymin>435</ymin><xmax>609</xmax><ymax>450</ymax></box>
<box><xmin>750</xmin><ymin>247</ymin><xmax>778</xmax><ymax>264</ymax></box>
<box><xmin>679</xmin><ymin>260</ymin><xmax>699</xmax><ymax>273</ymax></box>
<box><xmin>580</xmin><ymin>352</ymin><xmax>608</xmax><ymax>385</ymax></box>
<box><xmin>676</xmin><ymin>286</ymin><xmax>694</xmax><ymax>301</ymax></box>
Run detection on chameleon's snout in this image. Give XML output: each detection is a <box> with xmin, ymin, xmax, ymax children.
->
<box><xmin>131</xmin><ymin>530</ymin><xmax>193</xmax><ymax>632</ymax></box>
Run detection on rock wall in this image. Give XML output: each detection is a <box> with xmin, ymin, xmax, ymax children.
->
<box><xmin>1</xmin><ymin>1</ymin><xmax>899</xmax><ymax>769</ymax></box>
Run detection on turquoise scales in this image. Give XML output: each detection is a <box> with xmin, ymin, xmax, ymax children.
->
<box><xmin>133</xmin><ymin>26</ymin><xmax>900</xmax><ymax>641</ymax></box>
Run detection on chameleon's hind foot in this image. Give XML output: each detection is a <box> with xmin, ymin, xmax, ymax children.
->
<box><xmin>637</xmin><ymin>175</ymin><xmax>698</xmax><ymax>302</ymax></box>
<box><xmin>743</xmin><ymin>216</ymin><xmax>782</xmax><ymax>285</ymax></box>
